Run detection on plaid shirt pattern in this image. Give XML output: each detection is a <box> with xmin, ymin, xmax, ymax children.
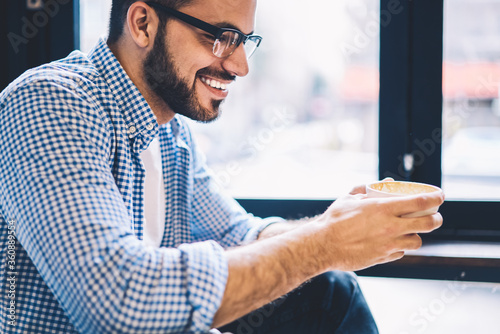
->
<box><xmin>0</xmin><ymin>38</ymin><xmax>277</xmax><ymax>333</ymax></box>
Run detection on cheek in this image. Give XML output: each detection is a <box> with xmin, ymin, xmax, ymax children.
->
<box><xmin>190</xmin><ymin>61</ymin><xmax>221</xmax><ymax>86</ymax></box>
<box><xmin>172</xmin><ymin>52</ymin><xmax>214</xmax><ymax>87</ymax></box>
<box><xmin>165</xmin><ymin>29</ymin><xmax>214</xmax><ymax>81</ymax></box>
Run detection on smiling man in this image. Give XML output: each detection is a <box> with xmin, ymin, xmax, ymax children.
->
<box><xmin>0</xmin><ymin>0</ymin><xmax>444</xmax><ymax>333</ymax></box>
<box><xmin>110</xmin><ymin>0</ymin><xmax>256</xmax><ymax>124</ymax></box>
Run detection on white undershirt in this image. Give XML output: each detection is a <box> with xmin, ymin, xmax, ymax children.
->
<box><xmin>140</xmin><ymin>137</ymin><xmax>166</xmax><ymax>248</ymax></box>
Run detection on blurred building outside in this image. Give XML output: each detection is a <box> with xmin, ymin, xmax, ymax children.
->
<box><xmin>80</xmin><ymin>0</ymin><xmax>500</xmax><ymax>201</ymax></box>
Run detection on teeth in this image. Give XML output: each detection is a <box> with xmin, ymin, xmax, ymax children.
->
<box><xmin>201</xmin><ymin>77</ymin><xmax>226</xmax><ymax>90</ymax></box>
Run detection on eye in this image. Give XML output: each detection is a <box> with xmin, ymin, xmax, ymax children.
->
<box><xmin>219</xmin><ymin>32</ymin><xmax>239</xmax><ymax>45</ymax></box>
<box><xmin>201</xmin><ymin>33</ymin><xmax>216</xmax><ymax>42</ymax></box>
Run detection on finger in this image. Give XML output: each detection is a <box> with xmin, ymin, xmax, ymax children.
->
<box><xmin>349</xmin><ymin>184</ymin><xmax>367</xmax><ymax>195</ymax></box>
<box><xmin>378</xmin><ymin>251</ymin><xmax>405</xmax><ymax>265</ymax></box>
<box><xmin>351</xmin><ymin>193</ymin><xmax>367</xmax><ymax>200</ymax></box>
<box><xmin>397</xmin><ymin>233</ymin><xmax>423</xmax><ymax>251</ymax></box>
<box><xmin>336</xmin><ymin>193</ymin><xmax>367</xmax><ymax>202</ymax></box>
<box><xmin>387</xmin><ymin>192</ymin><xmax>445</xmax><ymax>217</ymax></box>
<box><xmin>353</xmin><ymin>178</ymin><xmax>393</xmax><ymax>195</ymax></box>
<box><xmin>400</xmin><ymin>213</ymin><xmax>443</xmax><ymax>235</ymax></box>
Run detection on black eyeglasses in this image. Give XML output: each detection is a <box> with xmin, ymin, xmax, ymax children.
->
<box><xmin>145</xmin><ymin>2</ymin><xmax>262</xmax><ymax>59</ymax></box>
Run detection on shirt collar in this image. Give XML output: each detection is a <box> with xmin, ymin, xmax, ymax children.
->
<box><xmin>88</xmin><ymin>38</ymin><xmax>159</xmax><ymax>143</ymax></box>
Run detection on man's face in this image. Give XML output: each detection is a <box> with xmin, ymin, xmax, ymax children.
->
<box><xmin>143</xmin><ymin>0</ymin><xmax>257</xmax><ymax>123</ymax></box>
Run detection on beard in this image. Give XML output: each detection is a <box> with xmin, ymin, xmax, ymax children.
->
<box><xmin>143</xmin><ymin>23</ymin><xmax>235</xmax><ymax>123</ymax></box>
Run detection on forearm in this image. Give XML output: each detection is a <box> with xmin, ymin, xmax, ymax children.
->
<box><xmin>213</xmin><ymin>192</ymin><xmax>445</xmax><ymax>327</ymax></box>
<box><xmin>212</xmin><ymin>223</ymin><xmax>325</xmax><ymax>327</ymax></box>
<box><xmin>257</xmin><ymin>216</ymin><xmax>318</xmax><ymax>240</ymax></box>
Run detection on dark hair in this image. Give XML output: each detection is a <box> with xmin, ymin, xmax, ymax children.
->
<box><xmin>107</xmin><ymin>0</ymin><xmax>193</xmax><ymax>45</ymax></box>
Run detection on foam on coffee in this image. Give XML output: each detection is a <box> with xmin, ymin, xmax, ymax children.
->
<box><xmin>369</xmin><ymin>181</ymin><xmax>440</xmax><ymax>196</ymax></box>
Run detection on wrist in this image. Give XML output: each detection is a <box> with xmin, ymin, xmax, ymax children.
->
<box><xmin>277</xmin><ymin>221</ymin><xmax>331</xmax><ymax>278</ymax></box>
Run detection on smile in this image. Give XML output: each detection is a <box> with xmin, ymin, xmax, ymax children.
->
<box><xmin>200</xmin><ymin>76</ymin><xmax>228</xmax><ymax>91</ymax></box>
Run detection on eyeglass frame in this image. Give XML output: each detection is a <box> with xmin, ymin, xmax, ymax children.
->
<box><xmin>144</xmin><ymin>1</ymin><xmax>263</xmax><ymax>59</ymax></box>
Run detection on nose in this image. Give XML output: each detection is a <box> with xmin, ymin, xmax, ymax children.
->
<box><xmin>221</xmin><ymin>44</ymin><xmax>250</xmax><ymax>77</ymax></box>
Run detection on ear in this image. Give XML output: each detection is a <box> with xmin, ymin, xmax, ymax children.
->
<box><xmin>125</xmin><ymin>1</ymin><xmax>160</xmax><ymax>49</ymax></box>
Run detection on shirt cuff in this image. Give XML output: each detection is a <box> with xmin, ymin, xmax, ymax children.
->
<box><xmin>209</xmin><ymin>329</ymin><xmax>222</xmax><ymax>334</ymax></box>
<box><xmin>242</xmin><ymin>216</ymin><xmax>285</xmax><ymax>244</ymax></box>
<box><xmin>178</xmin><ymin>240</ymin><xmax>228</xmax><ymax>332</ymax></box>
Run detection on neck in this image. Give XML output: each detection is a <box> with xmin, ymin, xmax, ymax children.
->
<box><xmin>108</xmin><ymin>40</ymin><xmax>176</xmax><ymax>125</ymax></box>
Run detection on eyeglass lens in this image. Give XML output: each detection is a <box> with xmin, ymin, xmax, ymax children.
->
<box><xmin>212</xmin><ymin>31</ymin><xmax>260</xmax><ymax>59</ymax></box>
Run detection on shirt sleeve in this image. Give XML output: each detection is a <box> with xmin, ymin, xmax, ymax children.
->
<box><xmin>183</xmin><ymin>119</ymin><xmax>285</xmax><ymax>248</ymax></box>
<box><xmin>0</xmin><ymin>80</ymin><xmax>227</xmax><ymax>333</ymax></box>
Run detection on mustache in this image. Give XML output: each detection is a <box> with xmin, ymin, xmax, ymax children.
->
<box><xmin>197</xmin><ymin>67</ymin><xmax>236</xmax><ymax>82</ymax></box>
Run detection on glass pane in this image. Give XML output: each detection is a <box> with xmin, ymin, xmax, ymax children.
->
<box><xmin>80</xmin><ymin>0</ymin><xmax>112</xmax><ymax>53</ymax></box>
<box><xmin>359</xmin><ymin>276</ymin><xmax>500</xmax><ymax>333</ymax></box>
<box><xmin>190</xmin><ymin>0</ymin><xmax>380</xmax><ymax>199</ymax></box>
<box><xmin>442</xmin><ymin>0</ymin><xmax>500</xmax><ymax>200</ymax></box>
<box><xmin>79</xmin><ymin>0</ymin><xmax>380</xmax><ymax>199</ymax></box>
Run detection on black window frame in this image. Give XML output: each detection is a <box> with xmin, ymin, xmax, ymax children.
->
<box><xmin>0</xmin><ymin>0</ymin><xmax>79</xmax><ymax>91</ymax></box>
<box><xmin>239</xmin><ymin>0</ymin><xmax>500</xmax><ymax>243</ymax></box>
<box><xmin>2</xmin><ymin>0</ymin><xmax>498</xmax><ymax>242</ymax></box>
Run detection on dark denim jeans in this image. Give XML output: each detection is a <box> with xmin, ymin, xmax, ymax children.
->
<box><xmin>218</xmin><ymin>271</ymin><xmax>379</xmax><ymax>334</ymax></box>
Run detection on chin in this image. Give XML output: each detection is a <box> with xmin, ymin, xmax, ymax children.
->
<box><xmin>197</xmin><ymin>108</ymin><xmax>220</xmax><ymax>123</ymax></box>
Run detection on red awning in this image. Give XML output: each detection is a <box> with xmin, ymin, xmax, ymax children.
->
<box><xmin>443</xmin><ymin>62</ymin><xmax>500</xmax><ymax>99</ymax></box>
<box><xmin>339</xmin><ymin>62</ymin><xmax>500</xmax><ymax>101</ymax></box>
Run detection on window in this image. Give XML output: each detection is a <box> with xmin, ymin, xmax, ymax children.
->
<box><xmin>80</xmin><ymin>0</ymin><xmax>380</xmax><ymax>199</ymax></box>
<box><xmin>188</xmin><ymin>0</ymin><xmax>380</xmax><ymax>199</ymax></box>
<box><xmin>80</xmin><ymin>0</ymin><xmax>111</xmax><ymax>53</ymax></box>
<box><xmin>80</xmin><ymin>0</ymin><xmax>500</xmax><ymax>239</ymax></box>
<box><xmin>377</xmin><ymin>0</ymin><xmax>500</xmax><ymax>239</ymax></box>
<box><xmin>442</xmin><ymin>0</ymin><xmax>500</xmax><ymax>200</ymax></box>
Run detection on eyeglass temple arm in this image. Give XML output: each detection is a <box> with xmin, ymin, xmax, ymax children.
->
<box><xmin>145</xmin><ymin>2</ymin><xmax>221</xmax><ymax>37</ymax></box>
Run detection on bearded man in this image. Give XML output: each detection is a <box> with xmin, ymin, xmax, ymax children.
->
<box><xmin>0</xmin><ymin>0</ymin><xmax>443</xmax><ymax>333</ymax></box>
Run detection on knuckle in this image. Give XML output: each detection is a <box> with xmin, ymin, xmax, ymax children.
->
<box><xmin>396</xmin><ymin>251</ymin><xmax>405</xmax><ymax>260</ymax></box>
<box><xmin>434</xmin><ymin>212</ymin><xmax>444</xmax><ymax>227</ymax></box>
<box><xmin>418</xmin><ymin>218</ymin><xmax>433</xmax><ymax>232</ymax></box>
<box><xmin>411</xmin><ymin>234</ymin><xmax>423</xmax><ymax>249</ymax></box>
<box><xmin>424</xmin><ymin>216</ymin><xmax>437</xmax><ymax>230</ymax></box>
<box><xmin>382</xmin><ymin>242</ymin><xmax>396</xmax><ymax>256</ymax></box>
<box><xmin>426</xmin><ymin>214</ymin><xmax>442</xmax><ymax>231</ymax></box>
<box><xmin>413</xmin><ymin>215</ymin><xmax>440</xmax><ymax>233</ymax></box>
<box><xmin>414</xmin><ymin>195</ymin><xmax>428</xmax><ymax>211</ymax></box>
<box><xmin>382</xmin><ymin>222</ymin><xmax>400</xmax><ymax>238</ymax></box>
<box><xmin>379</xmin><ymin>201</ymin><xmax>395</xmax><ymax>217</ymax></box>
<box><xmin>390</xmin><ymin>251</ymin><xmax>405</xmax><ymax>262</ymax></box>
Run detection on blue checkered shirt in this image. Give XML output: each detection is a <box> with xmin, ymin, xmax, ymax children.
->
<box><xmin>0</xmin><ymin>38</ymin><xmax>278</xmax><ymax>333</ymax></box>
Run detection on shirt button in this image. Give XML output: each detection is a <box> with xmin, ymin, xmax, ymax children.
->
<box><xmin>146</xmin><ymin>123</ymin><xmax>154</xmax><ymax>131</ymax></box>
<box><xmin>128</xmin><ymin>126</ymin><xmax>137</xmax><ymax>135</ymax></box>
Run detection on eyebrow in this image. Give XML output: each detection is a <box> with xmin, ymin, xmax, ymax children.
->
<box><xmin>213</xmin><ymin>21</ymin><xmax>255</xmax><ymax>35</ymax></box>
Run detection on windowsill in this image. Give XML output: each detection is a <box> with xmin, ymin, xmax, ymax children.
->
<box><xmin>356</xmin><ymin>239</ymin><xmax>500</xmax><ymax>283</ymax></box>
<box><xmin>235</xmin><ymin>198</ymin><xmax>500</xmax><ymax>283</ymax></box>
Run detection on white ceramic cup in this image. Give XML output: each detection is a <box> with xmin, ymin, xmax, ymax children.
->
<box><xmin>366</xmin><ymin>181</ymin><xmax>443</xmax><ymax>218</ymax></box>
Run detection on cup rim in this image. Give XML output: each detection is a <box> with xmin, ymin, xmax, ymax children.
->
<box><xmin>366</xmin><ymin>180</ymin><xmax>442</xmax><ymax>196</ymax></box>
